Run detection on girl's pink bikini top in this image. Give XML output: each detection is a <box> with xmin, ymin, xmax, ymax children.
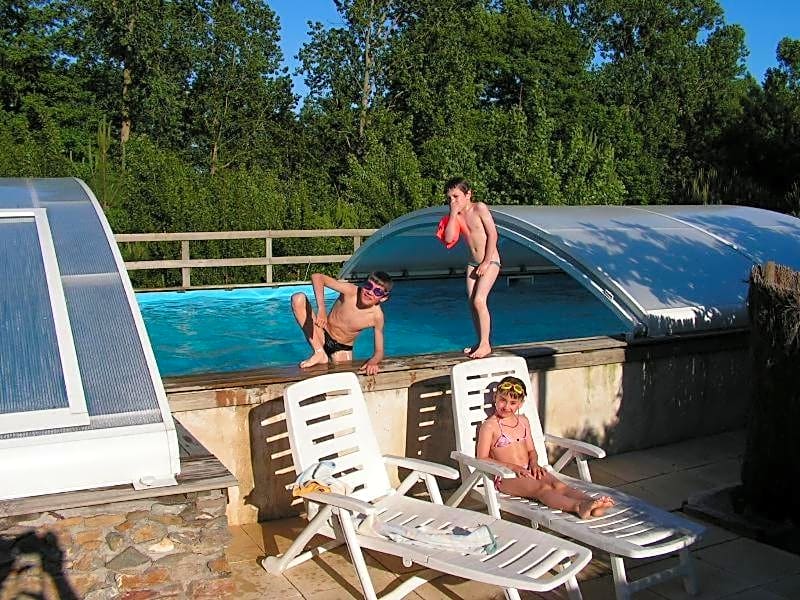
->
<box><xmin>493</xmin><ymin>417</ymin><xmax>528</xmax><ymax>449</ymax></box>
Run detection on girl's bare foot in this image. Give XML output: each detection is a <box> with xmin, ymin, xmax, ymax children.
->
<box><xmin>576</xmin><ymin>498</ymin><xmax>607</xmax><ymax>519</ymax></box>
<box><xmin>469</xmin><ymin>343</ymin><xmax>492</xmax><ymax>359</ymax></box>
<box><xmin>299</xmin><ymin>348</ymin><xmax>328</xmax><ymax>368</ymax></box>
<box><xmin>598</xmin><ymin>495</ymin><xmax>615</xmax><ymax>508</ymax></box>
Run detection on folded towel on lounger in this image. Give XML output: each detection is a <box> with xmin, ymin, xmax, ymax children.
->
<box><xmin>358</xmin><ymin>514</ymin><xmax>498</xmax><ymax>555</ymax></box>
<box><xmin>291</xmin><ymin>460</ymin><xmax>350</xmax><ymax>497</ymax></box>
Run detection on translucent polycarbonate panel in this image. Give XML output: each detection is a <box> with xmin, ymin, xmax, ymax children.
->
<box><xmin>0</xmin><ymin>408</ymin><xmax>164</xmax><ymax>440</ymax></box>
<box><xmin>533</xmin><ymin>222</ymin><xmax>751</xmax><ymax>310</ymax></box>
<box><xmin>27</xmin><ymin>178</ymin><xmax>89</xmax><ymax>204</ymax></box>
<box><xmin>488</xmin><ymin>206</ymin><xmax>754</xmax><ymax>311</ymax></box>
<box><xmin>62</xmin><ymin>274</ymin><xmax>162</xmax><ymax>421</ymax></box>
<box><xmin>0</xmin><ymin>179</ymin><xmax>35</xmax><ymax>209</ymax></box>
<box><xmin>42</xmin><ymin>202</ymin><xmax>118</xmax><ymax>276</ymax></box>
<box><xmin>647</xmin><ymin>205</ymin><xmax>800</xmax><ymax>271</ymax></box>
<box><xmin>0</xmin><ymin>218</ymin><xmax>69</xmax><ymax>413</ymax></box>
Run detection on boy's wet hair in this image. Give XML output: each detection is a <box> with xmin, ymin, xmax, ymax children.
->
<box><xmin>444</xmin><ymin>176</ymin><xmax>472</xmax><ymax>195</ymax></box>
<box><xmin>369</xmin><ymin>271</ymin><xmax>393</xmax><ymax>292</ymax></box>
<box><xmin>494</xmin><ymin>375</ymin><xmax>527</xmax><ymax>398</ymax></box>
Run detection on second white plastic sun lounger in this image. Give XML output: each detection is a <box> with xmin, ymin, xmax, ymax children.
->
<box><xmin>262</xmin><ymin>372</ymin><xmax>592</xmax><ymax>600</ymax></box>
<box><xmin>447</xmin><ymin>356</ymin><xmax>705</xmax><ymax>600</ymax></box>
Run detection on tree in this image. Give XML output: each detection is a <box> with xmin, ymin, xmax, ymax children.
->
<box><xmin>187</xmin><ymin>0</ymin><xmax>294</xmax><ymax>174</ymax></box>
<box><xmin>0</xmin><ymin>0</ymin><xmax>101</xmax><ymax>163</ymax></box>
<box><xmin>572</xmin><ymin>0</ymin><xmax>747</xmax><ymax>203</ymax></box>
<box><xmin>298</xmin><ymin>0</ymin><xmax>395</xmax><ymax>163</ymax></box>
<box><xmin>722</xmin><ymin>37</ymin><xmax>800</xmax><ymax>211</ymax></box>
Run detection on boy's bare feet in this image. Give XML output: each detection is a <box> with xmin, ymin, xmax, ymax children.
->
<box><xmin>577</xmin><ymin>498</ymin><xmax>608</xmax><ymax>519</ymax></box>
<box><xmin>469</xmin><ymin>343</ymin><xmax>492</xmax><ymax>359</ymax></box>
<box><xmin>299</xmin><ymin>348</ymin><xmax>328</xmax><ymax>368</ymax></box>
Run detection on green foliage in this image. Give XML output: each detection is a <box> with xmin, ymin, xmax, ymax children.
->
<box><xmin>0</xmin><ymin>110</ymin><xmax>75</xmax><ymax>176</ymax></box>
<box><xmin>341</xmin><ymin>128</ymin><xmax>431</xmax><ymax>225</ymax></box>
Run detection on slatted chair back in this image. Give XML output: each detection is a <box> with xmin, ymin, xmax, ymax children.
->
<box><xmin>284</xmin><ymin>372</ymin><xmax>393</xmax><ymax>503</ymax></box>
<box><xmin>450</xmin><ymin>356</ymin><xmax>548</xmax><ymax>479</ymax></box>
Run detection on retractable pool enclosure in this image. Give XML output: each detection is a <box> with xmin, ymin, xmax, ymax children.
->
<box><xmin>341</xmin><ymin>205</ymin><xmax>800</xmax><ymax>338</ymax></box>
<box><xmin>0</xmin><ymin>178</ymin><xmax>180</xmax><ymax>500</ymax></box>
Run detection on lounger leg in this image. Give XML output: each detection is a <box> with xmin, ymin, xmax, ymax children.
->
<box><xmin>422</xmin><ymin>473</ymin><xmax>444</xmax><ymax>504</ymax></box>
<box><xmin>383</xmin><ymin>570</ymin><xmax>443</xmax><ymax>600</ymax></box>
<box><xmin>576</xmin><ymin>458</ymin><xmax>592</xmax><ymax>483</ymax></box>
<box><xmin>611</xmin><ymin>556</ymin><xmax>631</xmax><ymax>600</ymax></box>
<box><xmin>444</xmin><ymin>471</ymin><xmax>481</xmax><ymax>508</ymax></box>
<box><xmin>503</xmin><ymin>587</ymin><xmax>521</xmax><ymax>600</ymax></box>
<box><xmin>338</xmin><ymin>509</ymin><xmax>379</xmax><ymax>600</ymax></box>
<box><xmin>262</xmin><ymin>506</ymin><xmax>337</xmax><ymax>574</ymax></box>
<box><xmin>564</xmin><ymin>575</ymin><xmax>583</xmax><ymax>600</ymax></box>
<box><xmin>481</xmin><ymin>474</ymin><xmax>502</xmax><ymax>518</ymax></box>
<box><xmin>680</xmin><ymin>548</ymin><xmax>699</xmax><ymax>595</ymax></box>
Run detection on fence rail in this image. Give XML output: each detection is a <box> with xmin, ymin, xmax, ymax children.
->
<box><xmin>115</xmin><ymin>229</ymin><xmax>378</xmax><ymax>289</ymax></box>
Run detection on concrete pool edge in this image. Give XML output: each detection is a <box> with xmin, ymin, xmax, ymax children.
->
<box><xmin>164</xmin><ymin>330</ymin><xmax>750</xmax><ymax>524</ymax></box>
<box><xmin>163</xmin><ymin>331</ymin><xmax>746</xmax><ymax>410</ymax></box>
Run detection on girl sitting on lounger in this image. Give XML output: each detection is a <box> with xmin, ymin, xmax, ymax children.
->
<box><xmin>476</xmin><ymin>376</ymin><xmax>615</xmax><ymax>519</ymax></box>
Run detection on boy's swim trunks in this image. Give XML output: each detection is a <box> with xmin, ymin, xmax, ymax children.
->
<box><xmin>323</xmin><ymin>328</ymin><xmax>353</xmax><ymax>357</ymax></box>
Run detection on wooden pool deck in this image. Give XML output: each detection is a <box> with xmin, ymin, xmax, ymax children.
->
<box><xmin>223</xmin><ymin>429</ymin><xmax>800</xmax><ymax>599</ymax></box>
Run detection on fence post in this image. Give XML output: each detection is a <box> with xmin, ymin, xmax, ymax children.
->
<box><xmin>353</xmin><ymin>235</ymin><xmax>362</xmax><ymax>252</ymax></box>
<box><xmin>181</xmin><ymin>240</ymin><xmax>191</xmax><ymax>288</ymax></box>
<box><xmin>265</xmin><ymin>234</ymin><xmax>273</xmax><ymax>283</ymax></box>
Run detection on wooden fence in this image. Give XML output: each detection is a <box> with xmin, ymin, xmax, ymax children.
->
<box><xmin>115</xmin><ymin>229</ymin><xmax>378</xmax><ymax>290</ymax></box>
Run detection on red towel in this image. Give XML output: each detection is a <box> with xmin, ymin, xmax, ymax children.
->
<box><xmin>436</xmin><ymin>215</ymin><xmax>467</xmax><ymax>249</ymax></box>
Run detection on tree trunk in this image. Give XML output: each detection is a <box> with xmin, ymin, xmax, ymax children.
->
<box><xmin>121</xmin><ymin>64</ymin><xmax>132</xmax><ymax>145</ymax></box>
<box><xmin>741</xmin><ymin>261</ymin><xmax>800</xmax><ymax>520</ymax></box>
<box><xmin>120</xmin><ymin>8</ymin><xmax>135</xmax><ymax>162</ymax></box>
<box><xmin>358</xmin><ymin>0</ymin><xmax>374</xmax><ymax>141</ymax></box>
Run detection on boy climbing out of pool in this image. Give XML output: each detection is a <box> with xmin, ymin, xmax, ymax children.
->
<box><xmin>477</xmin><ymin>375</ymin><xmax>615</xmax><ymax>519</ymax></box>
<box><xmin>440</xmin><ymin>177</ymin><xmax>500</xmax><ymax>358</ymax></box>
<box><xmin>291</xmin><ymin>271</ymin><xmax>393</xmax><ymax>375</ymax></box>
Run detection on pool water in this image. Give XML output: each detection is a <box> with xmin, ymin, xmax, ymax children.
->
<box><xmin>136</xmin><ymin>274</ymin><xmax>626</xmax><ymax>377</ymax></box>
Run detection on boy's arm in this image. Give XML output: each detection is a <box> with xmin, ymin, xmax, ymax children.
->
<box><xmin>474</xmin><ymin>203</ymin><xmax>499</xmax><ymax>276</ymax></box>
<box><xmin>444</xmin><ymin>203</ymin><xmax>462</xmax><ymax>244</ymax></box>
<box><xmin>310</xmin><ymin>272</ymin><xmax>356</xmax><ymax>328</ymax></box>
<box><xmin>358</xmin><ymin>310</ymin><xmax>385</xmax><ymax>376</ymax></box>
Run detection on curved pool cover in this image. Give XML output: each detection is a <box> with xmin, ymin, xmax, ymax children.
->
<box><xmin>342</xmin><ymin>205</ymin><xmax>800</xmax><ymax>338</ymax></box>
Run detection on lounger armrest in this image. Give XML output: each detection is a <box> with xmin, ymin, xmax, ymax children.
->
<box><xmin>544</xmin><ymin>434</ymin><xmax>606</xmax><ymax>458</ymax></box>
<box><xmin>301</xmin><ymin>491</ymin><xmax>376</xmax><ymax>516</ymax></box>
<box><xmin>450</xmin><ymin>452</ymin><xmax>515</xmax><ymax>478</ymax></box>
<box><xmin>383</xmin><ymin>455</ymin><xmax>459</xmax><ymax>480</ymax></box>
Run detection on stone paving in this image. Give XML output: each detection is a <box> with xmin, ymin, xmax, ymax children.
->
<box><xmin>225</xmin><ymin>430</ymin><xmax>800</xmax><ymax>599</ymax></box>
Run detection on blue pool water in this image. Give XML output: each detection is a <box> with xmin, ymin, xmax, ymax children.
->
<box><xmin>137</xmin><ymin>274</ymin><xmax>626</xmax><ymax>377</ymax></box>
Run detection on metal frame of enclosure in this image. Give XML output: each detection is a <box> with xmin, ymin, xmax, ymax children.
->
<box><xmin>341</xmin><ymin>205</ymin><xmax>800</xmax><ymax>338</ymax></box>
<box><xmin>0</xmin><ymin>178</ymin><xmax>180</xmax><ymax>500</ymax></box>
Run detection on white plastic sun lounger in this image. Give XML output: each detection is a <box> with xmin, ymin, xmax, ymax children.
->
<box><xmin>262</xmin><ymin>372</ymin><xmax>592</xmax><ymax>600</ymax></box>
<box><xmin>447</xmin><ymin>356</ymin><xmax>705</xmax><ymax>600</ymax></box>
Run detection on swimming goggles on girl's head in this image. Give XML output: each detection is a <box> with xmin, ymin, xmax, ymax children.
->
<box><xmin>362</xmin><ymin>279</ymin><xmax>389</xmax><ymax>297</ymax></box>
<box><xmin>498</xmin><ymin>381</ymin><xmax>525</xmax><ymax>395</ymax></box>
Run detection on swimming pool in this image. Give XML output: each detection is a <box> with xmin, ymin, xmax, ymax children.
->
<box><xmin>136</xmin><ymin>274</ymin><xmax>626</xmax><ymax>377</ymax></box>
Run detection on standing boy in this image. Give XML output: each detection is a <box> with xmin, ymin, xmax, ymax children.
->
<box><xmin>442</xmin><ymin>177</ymin><xmax>500</xmax><ymax>358</ymax></box>
<box><xmin>291</xmin><ymin>271</ymin><xmax>392</xmax><ymax>375</ymax></box>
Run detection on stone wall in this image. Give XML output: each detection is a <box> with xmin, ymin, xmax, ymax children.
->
<box><xmin>0</xmin><ymin>489</ymin><xmax>233</xmax><ymax>600</ymax></box>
